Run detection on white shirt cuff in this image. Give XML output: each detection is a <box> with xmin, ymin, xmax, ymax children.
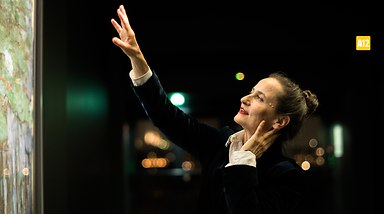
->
<box><xmin>225</xmin><ymin>150</ymin><xmax>256</xmax><ymax>168</ymax></box>
<box><xmin>129</xmin><ymin>69</ymin><xmax>153</xmax><ymax>86</ymax></box>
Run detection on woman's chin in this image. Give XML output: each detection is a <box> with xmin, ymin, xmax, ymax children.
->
<box><xmin>233</xmin><ymin>114</ymin><xmax>243</xmax><ymax>126</ymax></box>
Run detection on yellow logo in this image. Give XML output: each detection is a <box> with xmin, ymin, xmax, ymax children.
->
<box><xmin>356</xmin><ymin>36</ymin><xmax>370</xmax><ymax>50</ymax></box>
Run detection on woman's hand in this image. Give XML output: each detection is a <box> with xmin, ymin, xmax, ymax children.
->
<box><xmin>111</xmin><ymin>5</ymin><xmax>139</xmax><ymax>57</ymax></box>
<box><xmin>241</xmin><ymin>120</ymin><xmax>280</xmax><ymax>159</ymax></box>
<box><xmin>111</xmin><ymin>5</ymin><xmax>149</xmax><ymax>76</ymax></box>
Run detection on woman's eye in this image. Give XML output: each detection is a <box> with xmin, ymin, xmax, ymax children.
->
<box><xmin>256</xmin><ymin>95</ymin><xmax>263</xmax><ymax>102</ymax></box>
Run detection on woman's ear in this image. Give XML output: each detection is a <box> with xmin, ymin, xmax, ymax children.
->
<box><xmin>272</xmin><ymin>115</ymin><xmax>290</xmax><ymax>130</ymax></box>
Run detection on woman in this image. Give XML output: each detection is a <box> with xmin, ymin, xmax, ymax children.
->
<box><xmin>111</xmin><ymin>4</ymin><xmax>319</xmax><ymax>214</ymax></box>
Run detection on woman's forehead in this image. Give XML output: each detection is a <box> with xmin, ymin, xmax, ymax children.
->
<box><xmin>254</xmin><ymin>77</ymin><xmax>282</xmax><ymax>93</ymax></box>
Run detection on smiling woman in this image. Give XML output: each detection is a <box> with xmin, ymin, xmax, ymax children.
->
<box><xmin>0</xmin><ymin>0</ymin><xmax>43</xmax><ymax>213</ymax></box>
<box><xmin>111</xmin><ymin>4</ymin><xmax>320</xmax><ymax>214</ymax></box>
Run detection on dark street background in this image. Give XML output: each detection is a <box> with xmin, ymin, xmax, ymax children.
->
<box><xmin>42</xmin><ymin>1</ymin><xmax>380</xmax><ymax>213</ymax></box>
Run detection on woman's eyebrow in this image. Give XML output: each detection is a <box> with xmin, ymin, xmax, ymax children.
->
<box><xmin>251</xmin><ymin>88</ymin><xmax>266</xmax><ymax>97</ymax></box>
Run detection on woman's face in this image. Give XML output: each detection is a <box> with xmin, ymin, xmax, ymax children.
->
<box><xmin>234</xmin><ymin>77</ymin><xmax>283</xmax><ymax>134</ymax></box>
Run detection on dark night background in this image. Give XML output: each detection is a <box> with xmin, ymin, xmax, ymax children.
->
<box><xmin>42</xmin><ymin>1</ymin><xmax>380</xmax><ymax>213</ymax></box>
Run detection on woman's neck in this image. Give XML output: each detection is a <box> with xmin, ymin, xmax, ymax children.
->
<box><xmin>243</xmin><ymin>129</ymin><xmax>253</xmax><ymax>143</ymax></box>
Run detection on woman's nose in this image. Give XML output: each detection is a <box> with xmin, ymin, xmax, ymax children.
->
<box><xmin>241</xmin><ymin>96</ymin><xmax>250</xmax><ymax>106</ymax></box>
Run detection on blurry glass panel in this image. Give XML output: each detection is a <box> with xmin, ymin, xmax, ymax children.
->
<box><xmin>0</xmin><ymin>0</ymin><xmax>40</xmax><ymax>213</ymax></box>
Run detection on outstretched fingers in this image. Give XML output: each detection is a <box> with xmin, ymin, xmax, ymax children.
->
<box><xmin>111</xmin><ymin>5</ymin><xmax>131</xmax><ymax>34</ymax></box>
<box><xmin>111</xmin><ymin>18</ymin><xmax>122</xmax><ymax>33</ymax></box>
<box><xmin>118</xmin><ymin>5</ymin><xmax>132</xmax><ymax>33</ymax></box>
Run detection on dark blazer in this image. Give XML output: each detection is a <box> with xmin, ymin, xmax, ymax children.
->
<box><xmin>131</xmin><ymin>71</ymin><xmax>308</xmax><ymax>214</ymax></box>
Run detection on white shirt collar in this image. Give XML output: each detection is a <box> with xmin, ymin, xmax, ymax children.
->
<box><xmin>225</xmin><ymin>129</ymin><xmax>245</xmax><ymax>147</ymax></box>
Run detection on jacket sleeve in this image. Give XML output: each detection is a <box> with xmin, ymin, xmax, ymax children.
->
<box><xmin>222</xmin><ymin>161</ymin><xmax>308</xmax><ymax>214</ymax></box>
<box><xmin>130</xmin><ymin>71</ymin><xmax>223</xmax><ymax>158</ymax></box>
